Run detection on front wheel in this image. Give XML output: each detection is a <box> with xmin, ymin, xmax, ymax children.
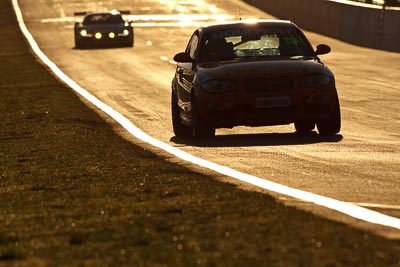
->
<box><xmin>74</xmin><ymin>38</ymin><xmax>82</xmax><ymax>49</ymax></box>
<box><xmin>126</xmin><ymin>37</ymin><xmax>134</xmax><ymax>47</ymax></box>
<box><xmin>171</xmin><ymin>92</ymin><xmax>191</xmax><ymax>138</ymax></box>
<box><xmin>74</xmin><ymin>36</ymin><xmax>86</xmax><ymax>49</ymax></box>
<box><xmin>316</xmin><ymin>97</ymin><xmax>341</xmax><ymax>135</ymax></box>
<box><xmin>191</xmin><ymin>95</ymin><xmax>215</xmax><ymax>139</ymax></box>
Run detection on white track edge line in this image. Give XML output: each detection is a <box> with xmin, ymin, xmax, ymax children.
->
<box><xmin>12</xmin><ymin>0</ymin><xmax>400</xmax><ymax>231</ymax></box>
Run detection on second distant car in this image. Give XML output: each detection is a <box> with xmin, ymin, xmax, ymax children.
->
<box><xmin>74</xmin><ymin>10</ymin><xmax>134</xmax><ymax>48</ymax></box>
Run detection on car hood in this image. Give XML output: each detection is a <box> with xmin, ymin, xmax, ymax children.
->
<box><xmin>197</xmin><ymin>59</ymin><xmax>326</xmax><ymax>80</ymax></box>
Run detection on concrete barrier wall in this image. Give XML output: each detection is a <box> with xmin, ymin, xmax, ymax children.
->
<box><xmin>243</xmin><ymin>0</ymin><xmax>400</xmax><ymax>52</ymax></box>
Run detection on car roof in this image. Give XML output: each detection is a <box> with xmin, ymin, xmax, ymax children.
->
<box><xmin>86</xmin><ymin>10</ymin><xmax>121</xmax><ymax>16</ymax></box>
<box><xmin>199</xmin><ymin>20</ymin><xmax>297</xmax><ymax>33</ymax></box>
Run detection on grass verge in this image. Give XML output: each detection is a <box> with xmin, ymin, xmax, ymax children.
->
<box><xmin>1</xmin><ymin>0</ymin><xmax>400</xmax><ymax>266</ymax></box>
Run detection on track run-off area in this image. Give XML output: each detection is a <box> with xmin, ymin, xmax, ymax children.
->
<box><xmin>13</xmin><ymin>0</ymin><xmax>400</xmax><ymax>238</ymax></box>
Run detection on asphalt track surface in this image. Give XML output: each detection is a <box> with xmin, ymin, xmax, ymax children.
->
<box><xmin>17</xmin><ymin>0</ymin><xmax>400</xmax><ymax>238</ymax></box>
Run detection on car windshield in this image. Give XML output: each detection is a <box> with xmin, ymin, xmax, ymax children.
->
<box><xmin>83</xmin><ymin>14</ymin><xmax>124</xmax><ymax>25</ymax></box>
<box><xmin>199</xmin><ymin>25</ymin><xmax>314</xmax><ymax>62</ymax></box>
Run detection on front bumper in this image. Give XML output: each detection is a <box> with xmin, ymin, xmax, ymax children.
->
<box><xmin>197</xmin><ymin>87</ymin><xmax>339</xmax><ymax>128</ymax></box>
<box><xmin>75</xmin><ymin>29</ymin><xmax>133</xmax><ymax>47</ymax></box>
<box><xmin>77</xmin><ymin>36</ymin><xmax>132</xmax><ymax>46</ymax></box>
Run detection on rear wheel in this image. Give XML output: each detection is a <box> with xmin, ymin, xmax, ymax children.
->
<box><xmin>171</xmin><ymin>92</ymin><xmax>191</xmax><ymax>138</ymax></box>
<box><xmin>191</xmin><ymin>95</ymin><xmax>215</xmax><ymax>139</ymax></box>
<box><xmin>317</xmin><ymin>97</ymin><xmax>341</xmax><ymax>135</ymax></box>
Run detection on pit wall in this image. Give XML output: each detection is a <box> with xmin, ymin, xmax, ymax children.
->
<box><xmin>243</xmin><ymin>0</ymin><xmax>400</xmax><ymax>52</ymax></box>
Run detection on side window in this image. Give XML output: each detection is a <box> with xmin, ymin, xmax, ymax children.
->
<box><xmin>185</xmin><ymin>32</ymin><xmax>199</xmax><ymax>60</ymax></box>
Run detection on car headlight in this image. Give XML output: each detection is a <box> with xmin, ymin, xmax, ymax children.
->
<box><xmin>80</xmin><ymin>29</ymin><xmax>87</xmax><ymax>37</ymax></box>
<box><xmin>301</xmin><ymin>74</ymin><xmax>332</xmax><ymax>88</ymax></box>
<box><xmin>123</xmin><ymin>29</ymin><xmax>130</xmax><ymax>36</ymax></box>
<box><xmin>95</xmin><ymin>32</ymin><xmax>102</xmax><ymax>39</ymax></box>
<box><xmin>202</xmin><ymin>80</ymin><xmax>236</xmax><ymax>93</ymax></box>
<box><xmin>109</xmin><ymin>32</ymin><xmax>116</xmax><ymax>39</ymax></box>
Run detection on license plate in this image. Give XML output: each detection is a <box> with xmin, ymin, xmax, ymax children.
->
<box><xmin>256</xmin><ymin>97</ymin><xmax>291</xmax><ymax>108</ymax></box>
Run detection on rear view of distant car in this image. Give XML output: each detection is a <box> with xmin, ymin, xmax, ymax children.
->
<box><xmin>74</xmin><ymin>10</ymin><xmax>134</xmax><ymax>49</ymax></box>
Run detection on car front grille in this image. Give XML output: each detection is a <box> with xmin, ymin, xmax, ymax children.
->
<box><xmin>244</xmin><ymin>78</ymin><xmax>294</xmax><ymax>92</ymax></box>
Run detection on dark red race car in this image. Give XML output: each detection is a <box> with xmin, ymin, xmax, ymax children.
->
<box><xmin>171</xmin><ymin>20</ymin><xmax>341</xmax><ymax>138</ymax></box>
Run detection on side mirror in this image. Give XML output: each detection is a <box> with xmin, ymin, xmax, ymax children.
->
<box><xmin>315</xmin><ymin>44</ymin><xmax>331</xmax><ymax>55</ymax></box>
<box><xmin>173</xmin><ymin>52</ymin><xmax>193</xmax><ymax>63</ymax></box>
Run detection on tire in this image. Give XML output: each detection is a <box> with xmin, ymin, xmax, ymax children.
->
<box><xmin>317</xmin><ymin>97</ymin><xmax>341</xmax><ymax>135</ymax></box>
<box><xmin>191</xmin><ymin>94</ymin><xmax>215</xmax><ymax>139</ymax></box>
<box><xmin>294</xmin><ymin>120</ymin><xmax>315</xmax><ymax>133</ymax></box>
<box><xmin>171</xmin><ymin>91</ymin><xmax>192</xmax><ymax>138</ymax></box>
<box><xmin>74</xmin><ymin>37</ymin><xmax>81</xmax><ymax>49</ymax></box>
<box><xmin>74</xmin><ymin>36</ymin><xmax>85</xmax><ymax>49</ymax></box>
<box><xmin>125</xmin><ymin>37</ymin><xmax>133</xmax><ymax>47</ymax></box>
